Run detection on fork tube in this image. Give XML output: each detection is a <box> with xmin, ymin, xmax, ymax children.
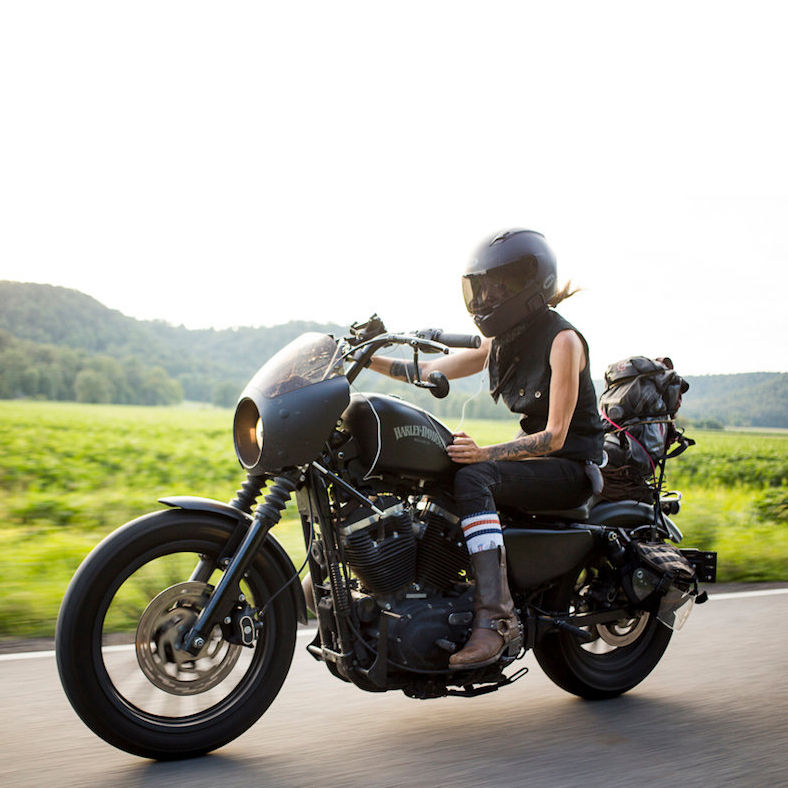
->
<box><xmin>189</xmin><ymin>557</ymin><xmax>216</xmax><ymax>583</ymax></box>
<box><xmin>181</xmin><ymin>472</ymin><xmax>298</xmax><ymax>654</ymax></box>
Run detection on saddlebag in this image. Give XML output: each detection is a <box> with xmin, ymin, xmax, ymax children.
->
<box><xmin>622</xmin><ymin>541</ymin><xmax>699</xmax><ymax>629</ymax></box>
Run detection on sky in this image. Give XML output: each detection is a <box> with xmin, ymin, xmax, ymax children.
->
<box><xmin>2</xmin><ymin>1</ymin><xmax>787</xmax><ymax>381</ymax></box>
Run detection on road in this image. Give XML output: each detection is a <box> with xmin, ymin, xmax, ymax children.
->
<box><xmin>1</xmin><ymin>588</ymin><xmax>787</xmax><ymax>788</ymax></box>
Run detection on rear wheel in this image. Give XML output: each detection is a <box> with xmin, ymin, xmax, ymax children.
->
<box><xmin>56</xmin><ymin>510</ymin><xmax>297</xmax><ymax>759</ymax></box>
<box><xmin>533</xmin><ymin>565</ymin><xmax>672</xmax><ymax>699</ymax></box>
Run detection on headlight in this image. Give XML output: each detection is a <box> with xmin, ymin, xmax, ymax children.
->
<box><xmin>234</xmin><ymin>398</ymin><xmax>263</xmax><ymax>469</ymax></box>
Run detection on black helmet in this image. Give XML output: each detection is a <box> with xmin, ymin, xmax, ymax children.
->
<box><xmin>462</xmin><ymin>229</ymin><xmax>557</xmax><ymax>337</ymax></box>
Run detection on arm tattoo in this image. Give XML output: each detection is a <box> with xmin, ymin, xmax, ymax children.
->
<box><xmin>389</xmin><ymin>360</ymin><xmax>417</xmax><ymax>381</ymax></box>
<box><xmin>487</xmin><ymin>430</ymin><xmax>554</xmax><ymax>461</ymax></box>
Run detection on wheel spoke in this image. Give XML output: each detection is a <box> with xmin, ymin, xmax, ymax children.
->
<box><xmin>100</xmin><ymin>550</ymin><xmax>269</xmax><ymax>719</ymax></box>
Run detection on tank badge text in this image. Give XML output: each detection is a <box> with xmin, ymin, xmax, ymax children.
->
<box><xmin>392</xmin><ymin>424</ymin><xmax>444</xmax><ymax>447</ymax></box>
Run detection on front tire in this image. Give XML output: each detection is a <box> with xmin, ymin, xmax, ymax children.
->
<box><xmin>533</xmin><ymin>565</ymin><xmax>672</xmax><ymax>700</ymax></box>
<box><xmin>56</xmin><ymin>510</ymin><xmax>297</xmax><ymax>759</ymax></box>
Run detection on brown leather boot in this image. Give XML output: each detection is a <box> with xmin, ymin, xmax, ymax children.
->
<box><xmin>449</xmin><ymin>546</ymin><xmax>522</xmax><ymax>670</ymax></box>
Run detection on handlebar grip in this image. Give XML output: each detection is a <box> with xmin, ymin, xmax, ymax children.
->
<box><xmin>433</xmin><ymin>332</ymin><xmax>482</xmax><ymax>349</ymax></box>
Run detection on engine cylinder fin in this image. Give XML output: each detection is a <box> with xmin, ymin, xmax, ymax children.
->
<box><xmin>415</xmin><ymin>506</ymin><xmax>469</xmax><ymax>591</ymax></box>
<box><xmin>340</xmin><ymin>496</ymin><xmax>417</xmax><ymax>595</ymax></box>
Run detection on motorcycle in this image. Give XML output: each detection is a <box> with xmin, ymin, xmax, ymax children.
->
<box><xmin>56</xmin><ymin>316</ymin><xmax>717</xmax><ymax>759</ymax></box>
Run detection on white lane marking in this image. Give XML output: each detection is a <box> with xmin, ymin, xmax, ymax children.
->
<box><xmin>0</xmin><ymin>627</ymin><xmax>320</xmax><ymax>663</ymax></box>
<box><xmin>4</xmin><ymin>591</ymin><xmax>788</xmax><ymax>664</ymax></box>
<box><xmin>709</xmin><ymin>589</ymin><xmax>788</xmax><ymax>601</ymax></box>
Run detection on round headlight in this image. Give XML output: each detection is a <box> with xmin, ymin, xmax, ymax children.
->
<box><xmin>234</xmin><ymin>398</ymin><xmax>263</xmax><ymax>469</ymax></box>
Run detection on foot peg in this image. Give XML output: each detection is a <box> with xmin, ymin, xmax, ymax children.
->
<box><xmin>554</xmin><ymin>618</ymin><xmax>595</xmax><ymax>643</ymax></box>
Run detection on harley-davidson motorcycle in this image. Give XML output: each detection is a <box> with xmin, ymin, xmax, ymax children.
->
<box><xmin>56</xmin><ymin>318</ymin><xmax>717</xmax><ymax>760</ymax></box>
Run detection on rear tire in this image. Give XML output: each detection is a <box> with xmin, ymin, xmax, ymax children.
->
<box><xmin>533</xmin><ymin>565</ymin><xmax>672</xmax><ymax>699</ymax></box>
<box><xmin>56</xmin><ymin>510</ymin><xmax>297</xmax><ymax>759</ymax></box>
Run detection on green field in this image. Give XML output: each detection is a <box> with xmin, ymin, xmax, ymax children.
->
<box><xmin>1</xmin><ymin>401</ymin><xmax>786</xmax><ymax>638</ymax></box>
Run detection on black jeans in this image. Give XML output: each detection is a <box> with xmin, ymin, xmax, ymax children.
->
<box><xmin>453</xmin><ymin>457</ymin><xmax>591</xmax><ymax>519</ymax></box>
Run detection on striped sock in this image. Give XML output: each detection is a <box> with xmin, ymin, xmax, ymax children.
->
<box><xmin>461</xmin><ymin>511</ymin><xmax>504</xmax><ymax>555</ymax></box>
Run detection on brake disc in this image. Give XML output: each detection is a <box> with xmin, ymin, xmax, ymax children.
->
<box><xmin>135</xmin><ymin>581</ymin><xmax>242</xmax><ymax>696</ymax></box>
<box><xmin>595</xmin><ymin>612</ymin><xmax>650</xmax><ymax>647</ymax></box>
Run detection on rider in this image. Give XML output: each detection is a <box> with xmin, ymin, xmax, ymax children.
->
<box><xmin>369</xmin><ymin>229</ymin><xmax>604</xmax><ymax>669</ymax></box>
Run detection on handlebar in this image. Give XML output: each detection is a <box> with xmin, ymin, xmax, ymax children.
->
<box><xmin>428</xmin><ymin>331</ymin><xmax>481</xmax><ymax>349</ymax></box>
<box><xmin>344</xmin><ymin>320</ymin><xmax>482</xmax><ymax>388</ymax></box>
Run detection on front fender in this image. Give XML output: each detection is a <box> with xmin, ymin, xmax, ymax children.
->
<box><xmin>159</xmin><ymin>495</ymin><xmax>308</xmax><ymax>624</ymax></box>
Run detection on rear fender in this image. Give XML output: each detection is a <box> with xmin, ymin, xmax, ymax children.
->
<box><xmin>589</xmin><ymin>500</ymin><xmax>682</xmax><ymax>542</ymax></box>
<box><xmin>160</xmin><ymin>495</ymin><xmax>308</xmax><ymax>624</ymax></box>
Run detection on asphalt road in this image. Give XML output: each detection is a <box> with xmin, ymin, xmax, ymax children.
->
<box><xmin>1</xmin><ymin>588</ymin><xmax>787</xmax><ymax>788</ymax></box>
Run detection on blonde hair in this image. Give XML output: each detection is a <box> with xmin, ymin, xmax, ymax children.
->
<box><xmin>548</xmin><ymin>280</ymin><xmax>580</xmax><ymax>308</ymax></box>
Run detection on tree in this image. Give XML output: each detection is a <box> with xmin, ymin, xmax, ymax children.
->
<box><xmin>212</xmin><ymin>381</ymin><xmax>240</xmax><ymax>408</ymax></box>
<box><xmin>74</xmin><ymin>369</ymin><xmax>113</xmax><ymax>403</ymax></box>
<box><xmin>140</xmin><ymin>367</ymin><xmax>182</xmax><ymax>405</ymax></box>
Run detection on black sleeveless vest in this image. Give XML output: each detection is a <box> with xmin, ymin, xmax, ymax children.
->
<box><xmin>488</xmin><ymin>309</ymin><xmax>604</xmax><ymax>463</ymax></box>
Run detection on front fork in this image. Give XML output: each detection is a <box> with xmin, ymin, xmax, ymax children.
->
<box><xmin>180</xmin><ymin>471</ymin><xmax>300</xmax><ymax>655</ymax></box>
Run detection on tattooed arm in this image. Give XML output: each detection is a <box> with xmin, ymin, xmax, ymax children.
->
<box><xmin>368</xmin><ymin>339</ymin><xmax>491</xmax><ymax>382</ymax></box>
<box><xmin>447</xmin><ymin>330</ymin><xmax>585</xmax><ymax>464</ymax></box>
<box><xmin>447</xmin><ymin>429</ymin><xmax>557</xmax><ymax>463</ymax></box>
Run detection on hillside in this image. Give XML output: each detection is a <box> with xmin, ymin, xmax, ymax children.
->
<box><xmin>1</xmin><ymin>281</ymin><xmax>786</xmax><ymax>426</ymax></box>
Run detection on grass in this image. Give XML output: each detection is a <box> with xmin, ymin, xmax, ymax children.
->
<box><xmin>1</xmin><ymin>402</ymin><xmax>786</xmax><ymax>638</ymax></box>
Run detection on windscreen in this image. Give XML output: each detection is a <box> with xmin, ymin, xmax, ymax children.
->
<box><xmin>255</xmin><ymin>333</ymin><xmax>345</xmax><ymax>398</ymax></box>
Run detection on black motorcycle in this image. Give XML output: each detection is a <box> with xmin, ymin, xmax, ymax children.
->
<box><xmin>56</xmin><ymin>318</ymin><xmax>716</xmax><ymax>759</ymax></box>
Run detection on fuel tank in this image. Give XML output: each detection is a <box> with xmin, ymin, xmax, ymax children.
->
<box><xmin>340</xmin><ymin>393</ymin><xmax>457</xmax><ymax>481</ymax></box>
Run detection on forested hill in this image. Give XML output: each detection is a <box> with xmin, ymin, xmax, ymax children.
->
<box><xmin>0</xmin><ymin>281</ymin><xmax>347</xmax><ymax>407</ymax></box>
<box><xmin>674</xmin><ymin>372</ymin><xmax>788</xmax><ymax>429</ymax></box>
<box><xmin>1</xmin><ymin>281</ymin><xmax>786</xmax><ymax>426</ymax></box>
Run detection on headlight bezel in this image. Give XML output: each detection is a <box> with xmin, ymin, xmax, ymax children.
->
<box><xmin>233</xmin><ymin>397</ymin><xmax>263</xmax><ymax>470</ymax></box>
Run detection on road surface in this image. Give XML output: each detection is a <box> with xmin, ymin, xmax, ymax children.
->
<box><xmin>1</xmin><ymin>587</ymin><xmax>786</xmax><ymax>787</ymax></box>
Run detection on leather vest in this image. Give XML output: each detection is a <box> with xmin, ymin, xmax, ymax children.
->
<box><xmin>488</xmin><ymin>309</ymin><xmax>604</xmax><ymax>463</ymax></box>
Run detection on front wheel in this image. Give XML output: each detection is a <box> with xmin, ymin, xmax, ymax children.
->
<box><xmin>533</xmin><ymin>565</ymin><xmax>672</xmax><ymax>700</ymax></box>
<box><xmin>56</xmin><ymin>510</ymin><xmax>297</xmax><ymax>759</ymax></box>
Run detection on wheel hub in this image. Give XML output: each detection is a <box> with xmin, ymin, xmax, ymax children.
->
<box><xmin>595</xmin><ymin>612</ymin><xmax>650</xmax><ymax>647</ymax></box>
<box><xmin>135</xmin><ymin>581</ymin><xmax>242</xmax><ymax>695</ymax></box>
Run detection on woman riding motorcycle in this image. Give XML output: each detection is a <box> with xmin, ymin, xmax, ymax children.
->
<box><xmin>369</xmin><ymin>229</ymin><xmax>604</xmax><ymax>669</ymax></box>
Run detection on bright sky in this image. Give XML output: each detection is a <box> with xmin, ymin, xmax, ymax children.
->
<box><xmin>2</xmin><ymin>1</ymin><xmax>786</xmax><ymax>380</ymax></box>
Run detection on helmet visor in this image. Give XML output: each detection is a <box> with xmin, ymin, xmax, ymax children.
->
<box><xmin>462</xmin><ymin>258</ymin><xmax>538</xmax><ymax>315</ymax></box>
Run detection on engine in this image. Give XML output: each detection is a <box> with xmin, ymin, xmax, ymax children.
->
<box><xmin>338</xmin><ymin>494</ymin><xmax>469</xmax><ymax>598</ymax></box>
<box><xmin>339</xmin><ymin>495</ymin><xmax>417</xmax><ymax>596</ymax></box>
<box><xmin>338</xmin><ymin>493</ymin><xmax>474</xmax><ymax>672</ymax></box>
<box><xmin>413</xmin><ymin>499</ymin><xmax>470</xmax><ymax>591</ymax></box>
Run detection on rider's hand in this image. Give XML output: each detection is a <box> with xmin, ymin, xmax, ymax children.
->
<box><xmin>447</xmin><ymin>432</ymin><xmax>489</xmax><ymax>464</ymax></box>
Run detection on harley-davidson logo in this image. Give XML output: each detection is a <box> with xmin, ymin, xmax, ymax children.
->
<box><xmin>392</xmin><ymin>424</ymin><xmax>444</xmax><ymax>447</ymax></box>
